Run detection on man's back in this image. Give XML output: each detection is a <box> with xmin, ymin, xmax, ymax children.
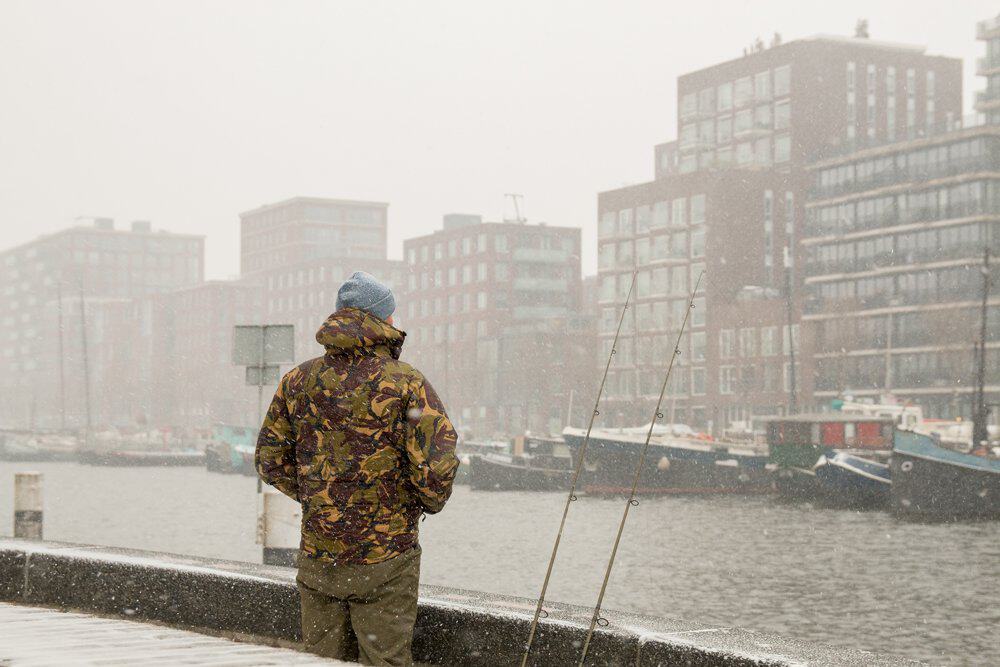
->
<box><xmin>256</xmin><ymin>306</ymin><xmax>460</xmax><ymax>565</ymax></box>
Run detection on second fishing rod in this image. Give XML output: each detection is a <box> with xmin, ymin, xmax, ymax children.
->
<box><xmin>577</xmin><ymin>270</ymin><xmax>704</xmax><ymax>666</ymax></box>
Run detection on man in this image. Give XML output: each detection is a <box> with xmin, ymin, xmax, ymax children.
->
<box><xmin>256</xmin><ymin>271</ymin><xmax>460</xmax><ymax>666</ymax></box>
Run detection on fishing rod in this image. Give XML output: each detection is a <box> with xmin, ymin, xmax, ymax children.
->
<box><xmin>520</xmin><ymin>270</ymin><xmax>637</xmax><ymax>667</ymax></box>
<box><xmin>577</xmin><ymin>270</ymin><xmax>704</xmax><ymax>666</ymax></box>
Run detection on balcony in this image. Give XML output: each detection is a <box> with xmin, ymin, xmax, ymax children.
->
<box><xmin>810</xmin><ymin>156</ymin><xmax>998</xmax><ymax>199</ymax></box>
<box><xmin>977</xmin><ymin>15</ymin><xmax>1000</xmax><ymax>40</ymax></box>
<box><xmin>977</xmin><ymin>55</ymin><xmax>1000</xmax><ymax>76</ymax></box>
<box><xmin>975</xmin><ymin>88</ymin><xmax>1000</xmax><ymax>112</ymax></box>
<box><xmin>511</xmin><ymin>247</ymin><xmax>569</xmax><ymax>263</ymax></box>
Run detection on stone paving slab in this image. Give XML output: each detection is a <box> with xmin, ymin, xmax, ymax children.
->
<box><xmin>0</xmin><ymin>602</ymin><xmax>343</xmax><ymax>666</ymax></box>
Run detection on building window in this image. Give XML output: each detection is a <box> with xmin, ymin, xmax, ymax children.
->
<box><xmin>690</xmin><ymin>194</ymin><xmax>706</xmax><ymax>225</ymax></box>
<box><xmin>618</xmin><ymin>209</ymin><xmax>634</xmax><ymax>236</ymax></box>
<box><xmin>717</xmin><ymin>82</ymin><xmax>733</xmax><ymax>111</ymax></box>
<box><xmin>690</xmin><ymin>228</ymin><xmax>705</xmax><ymax>258</ymax></box>
<box><xmin>735</xmin><ymin>77</ymin><xmax>752</xmax><ymax>107</ymax></box>
<box><xmin>761</xmin><ymin>326</ymin><xmax>779</xmax><ymax>356</ymax></box>
<box><xmin>755</xmin><ymin>71</ymin><xmax>771</xmax><ymax>101</ymax></box>
<box><xmin>598</xmin><ymin>213</ymin><xmax>616</xmax><ymax>238</ymax></box>
<box><xmin>774</xmin><ymin>100</ymin><xmax>790</xmax><ymax>130</ymax></box>
<box><xmin>477</xmin><ymin>292</ymin><xmax>487</xmax><ymax>309</ymax></box>
<box><xmin>496</xmin><ymin>234</ymin><xmax>508</xmax><ymax>253</ymax></box>
<box><xmin>775</xmin><ymin>134</ymin><xmax>791</xmax><ymax>163</ymax></box>
<box><xmin>691</xmin><ymin>331</ymin><xmax>706</xmax><ymax>361</ymax></box>
<box><xmin>774</xmin><ymin>65</ymin><xmax>790</xmax><ymax>97</ymax></box>
<box><xmin>671</xmin><ymin>198</ymin><xmax>687</xmax><ymax>226</ymax></box>
<box><xmin>691</xmin><ymin>368</ymin><xmax>706</xmax><ymax>395</ymax></box>
<box><xmin>717</xmin><ymin>116</ymin><xmax>733</xmax><ymax>144</ymax></box>
<box><xmin>739</xmin><ymin>328</ymin><xmax>757</xmax><ymax>357</ymax></box>
<box><xmin>652</xmin><ymin>202</ymin><xmax>669</xmax><ymax>228</ymax></box>
<box><xmin>719</xmin><ymin>366</ymin><xmax>736</xmax><ymax>394</ymax></box>
<box><xmin>719</xmin><ymin>329</ymin><xmax>735</xmax><ymax>358</ymax></box>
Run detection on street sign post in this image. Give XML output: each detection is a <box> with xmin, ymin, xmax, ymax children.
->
<box><xmin>233</xmin><ymin>324</ymin><xmax>295</xmax><ymax>494</ymax></box>
<box><xmin>233</xmin><ymin>324</ymin><xmax>299</xmax><ymax>564</ymax></box>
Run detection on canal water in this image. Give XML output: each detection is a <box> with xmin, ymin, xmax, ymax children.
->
<box><xmin>2</xmin><ymin>462</ymin><xmax>998</xmax><ymax>664</ymax></box>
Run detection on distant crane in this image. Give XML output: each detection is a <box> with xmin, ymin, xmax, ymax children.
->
<box><xmin>504</xmin><ymin>193</ymin><xmax>526</xmax><ymax>223</ymax></box>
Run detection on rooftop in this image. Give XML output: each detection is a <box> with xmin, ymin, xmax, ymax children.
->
<box><xmin>239</xmin><ymin>196</ymin><xmax>389</xmax><ymax>218</ymax></box>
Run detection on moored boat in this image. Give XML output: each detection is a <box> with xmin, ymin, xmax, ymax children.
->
<box><xmin>205</xmin><ymin>424</ymin><xmax>257</xmax><ymax>475</ymax></box>
<box><xmin>562</xmin><ymin>425</ymin><xmax>770</xmax><ymax>495</ymax></box>
<box><xmin>766</xmin><ymin>414</ymin><xmax>895</xmax><ymax>505</ymax></box>
<box><xmin>813</xmin><ymin>451</ymin><xmax>891</xmax><ymax>509</ymax></box>
<box><xmin>468</xmin><ymin>435</ymin><xmax>573</xmax><ymax>491</ymax></box>
<box><xmin>0</xmin><ymin>431</ymin><xmax>78</xmax><ymax>462</ymax></box>
<box><xmin>469</xmin><ymin>453</ymin><xmax>572</xmax><ymax>491</ymax></box>
<box><xmin>78</xmin><ymin>449</ymin><xmax>206</xmax><ymax>467</ymax></box>
<box><xmin>891</xmin><ymin>430</ymin><xmax>1000</xmax><ymax>521</ymax></box>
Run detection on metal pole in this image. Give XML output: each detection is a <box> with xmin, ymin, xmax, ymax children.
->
<box><xmin>257</xmin><ymin>327</ymin><xmax>266</xmax><ymax>494</ymax></box>
<box><xmin>784</xmin><ymin>249</ymin><xmax>798</xmax><ymax>414</ymax></box>
<box><xmin>78</xmin><ymin>284</ymin><xmax>92</xmax><ymax>444</ymax></box>
<box><xmin>520</xmin><ymin>271</ymin><xmax>636</xmax><ymax>667</ymax></box>
<box><xmin>578</xmin><ymin>272</ymin><xmax>703</xmax><ymax>666</ymax></box>
<box><xmin>14</xmin><ymin>472</ymin><xmax>43</xmax><ymax>539</ymax></box>
<box><xmin>57</xmin><ymin>282</ymin><xmax>66</xmax><ymax>431</ymax></box>
<box><xmin>973</xmin><ymin>248</ymin><xmax>991</xmax><ymax>447</ymax></box>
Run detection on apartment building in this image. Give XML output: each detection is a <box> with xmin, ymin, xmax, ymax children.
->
<box><xmin>239</xmin><ymin>196</ymin><xmax>405</xmax><ymax>361</ymax></box>
<box><xmin>803</xmin><ymin>20</ymin><xmax>1000</xmax><ymax>418</ymax></box>
<box><xmin>0</xmin><ymin>219</ymin><xmax>203</xmax><ymax>429</ymax></box>
<box><xmin>402</xmin><ymin>215</ymin><xmax>586</xmax><ymax>436</ymax></box>
<box><xmin>599</xmin><ymin>31</ymin><xmax>961</xmax><ymax>431</ymax></box>
<box><xmin>239</xmin><ymin>197</ymin><xmax>388</xmax><ymax>275</ymax></box>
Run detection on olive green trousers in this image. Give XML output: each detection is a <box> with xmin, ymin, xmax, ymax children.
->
<box><xmin>296</xmin><ymin>547</ymin><xmax>421</xmax><ymax>666</ymax></box>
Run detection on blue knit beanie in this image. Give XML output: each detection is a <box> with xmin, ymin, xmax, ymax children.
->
<box><xmin>336</xmin><ymin>271</ymin><xmax>396</xmax><ymax>322</ymax></box>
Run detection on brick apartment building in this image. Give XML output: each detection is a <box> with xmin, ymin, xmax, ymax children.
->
<box><xmin>599</xmin><ymin>31</ymin><xmax>961</xmax><ymax>431</ymax></box>
<box><xmin>802</xmin><ymin>16</ymin><xmax>1000</xmax><ymax>419</ymax></box>
<box><xmin>239</xmin><ymin>197</ymin><xmax>406</xmax><ymax>362</ymax></box>
<box><xmin>93</xmin><ymin>280</ymin><xmax>264</xmax><ymax>429</ymax></box>
<box><xmin>0</xmin><ymin>219</ymin><xmax>203</xmax><ymax>430</ymax></box>
<box><xmin>401</xmin><ymin>214</ymin><xmax>591</xmax><ymax>437</ymax></box>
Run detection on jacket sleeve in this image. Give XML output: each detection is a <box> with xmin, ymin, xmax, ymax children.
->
<box><xmin>404</xmin><ymin>377</ymin><xmax>460</xmax><ymax>514</ymax></box>
<box><xmin>255</xmin><ymin>374</ymin><xmax>299</xmax><ymax>500</ymax></box>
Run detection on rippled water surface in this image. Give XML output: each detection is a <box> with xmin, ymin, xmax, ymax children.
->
<box><xmin>2</xmin><ymin>462</ymin><xmax>998</xmax><ymax>664</ymax></box>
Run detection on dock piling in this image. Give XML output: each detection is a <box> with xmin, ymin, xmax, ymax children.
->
<box><xmin>14</xmin><ymin>472</ymin><xmax>43</xmax><ymax>540</ymax></box>
<box><xmin>261</xmin><ymin>487</ymin><xmax>299</xmax><ymax>567</ymax></box>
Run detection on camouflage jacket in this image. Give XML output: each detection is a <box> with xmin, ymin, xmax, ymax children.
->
<box><xmin>255</xmin><ymin>307</ymin><xmax>460</xmax><ymax>565</ymax></box>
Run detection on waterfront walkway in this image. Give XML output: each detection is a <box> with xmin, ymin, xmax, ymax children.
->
<box><xmin>0</xmin><ymin>602</ymin><xmax>340</xmax><ymax>665</ymax></box>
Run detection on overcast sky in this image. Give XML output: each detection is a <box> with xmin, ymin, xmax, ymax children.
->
<box><xmin>1</xmin><ymin>1</ymin><xmax>995</xmax><ymax>278</ymax></box>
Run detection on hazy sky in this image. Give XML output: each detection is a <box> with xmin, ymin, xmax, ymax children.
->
<box><xmin>1</xmin><ymin>1</ymin><xmax>995</xmax><ymax>278</ymax></box>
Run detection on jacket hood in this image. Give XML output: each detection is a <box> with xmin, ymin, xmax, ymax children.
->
<box><xmin>315</xmin><ymin>307</ymin><xmax>405</xmax><ymax>359</ymax></box>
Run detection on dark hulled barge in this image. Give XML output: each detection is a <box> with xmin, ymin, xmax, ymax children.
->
<box><xmin>561</xmin><ymin>425</ymin><xmax>770</xmax><ymax>495</ymax></box>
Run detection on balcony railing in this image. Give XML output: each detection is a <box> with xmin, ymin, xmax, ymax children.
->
<box><xmin>811</xmin><ymin>114</ymin><xmax>988</xmax><ymax>163</ymax></box>
<box><xmin>977</xmin><ymin>55</ymin><xmax>1000</xmax><ymax>75</ymax></box>
<box><xmin>805</xmin><ymin>201</ymin><xmax>997</xmax><ymax>237</ymax></box>
<box><xmin>804</xmin><ymin>244</ymin><xmax>994</xmax><ymax>278</ymax></box>
<box><xmin>810</xmin><ymin>156</ymin><xmax>999</xmax><ymax>199</ymax></box>
<box><xmin>975</xmin><ymin>89</ymin><xmax>1000</xmax><ymax>110</ymax></box>
<box><xmin>977</xmin><ymin>15</ymin><xmax>1000</xmax><ymax>39</ymax></box>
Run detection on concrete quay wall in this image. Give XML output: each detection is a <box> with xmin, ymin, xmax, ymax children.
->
<box><xmin>0</xmin><ymin>539</ymin><xmax>917</xmax><ymax>666</ymax></box>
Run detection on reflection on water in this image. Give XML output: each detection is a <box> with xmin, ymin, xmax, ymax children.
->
<box><xmin>1</xmin><ymin>462</ymin><xmax>997</xmax><ymax>664</ymax></box>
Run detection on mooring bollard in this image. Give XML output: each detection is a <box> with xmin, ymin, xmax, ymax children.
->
<box><xmin>261</xmin><ymin>487</ymin><xmax>300</xmax><ymax>567</ymax></box>
<box><xmin>14</xmin><ymin>472</ymin><xmax>43</xmax><ymax>540</ymax></box>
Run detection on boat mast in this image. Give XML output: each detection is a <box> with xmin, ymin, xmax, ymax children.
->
<box><xmin>57</xmin><ymin>281</ymin><xmax>67</xmax><ymax>431</ymax></box>
<box><xmin>784</xmin><ymin>247</ymin><xmax>798</xmax><ymax>414</ymax></box>
<box><xmin>78</xmin><ymin>282</ymin><xmax>93</xmax><ymax>446</ymax></box>
<box><xmin>972</xmin><ymin>248</ymin><xmax>991</xmax><ymax>448</ymax></box>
